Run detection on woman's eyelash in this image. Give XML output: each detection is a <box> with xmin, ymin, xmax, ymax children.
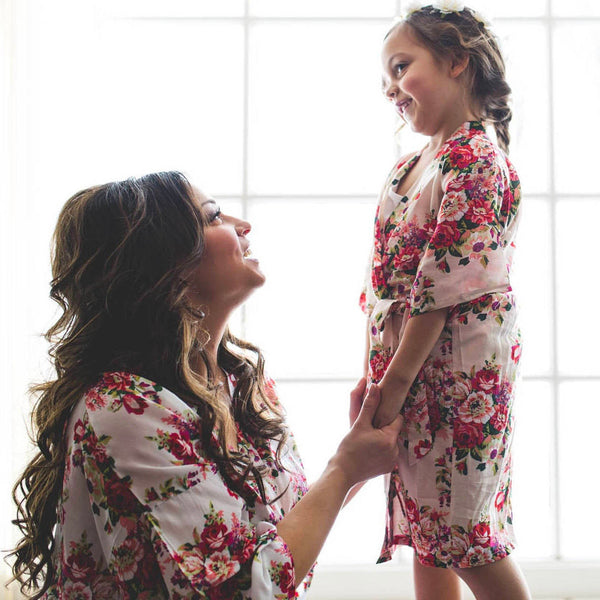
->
<box><xmin>210</xmin><ymin>209</ymin><xmax>222</xmax><ymax>222</ymax></box>
<box><xmin>394</xmin><ymin>63</ymin><xmax>407</xmax><ymax>74</ymax></box>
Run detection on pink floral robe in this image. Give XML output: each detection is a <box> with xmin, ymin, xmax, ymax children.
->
<box><xmin>361</xmin><ymin>121</ymin><xmax>522</xmax><ymax>568</ymax></box>
<box><xmin>44</xmin><ymin>371</ymin><xmax>311</xmax><ymax>599</ymax></box>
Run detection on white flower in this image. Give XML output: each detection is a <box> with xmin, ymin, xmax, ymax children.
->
<box><xmin>399</xmin><ymin>0</ymin><xmax>425</xmax><ymax>20</ymax></box>
<box><xmin>399</xmin><ymin>0</ymin><xmax>468</xmax><ymax>21</ymax></box>
<box><xmin>472</xmin><ymin>7</ymin><xmax>492</xmax><ymax>28</ymax></box>
<box><xmin>432</xmin><ymin>0</ymin><xmax>465</xmax><ymax>13</ymax></box>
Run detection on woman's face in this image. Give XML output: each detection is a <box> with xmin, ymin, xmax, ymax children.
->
<box><xmin>185</xmin><ymin>186</ymin><xmax>265</xmax><ymax>311</ymax></box>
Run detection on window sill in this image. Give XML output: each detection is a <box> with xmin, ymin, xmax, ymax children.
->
<box><xmin>308</xmin><ymin>560</ymin><xmax>600</xmax><ymax>599</ymax></box>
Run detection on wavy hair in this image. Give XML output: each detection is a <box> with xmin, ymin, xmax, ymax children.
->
<box><xmin>9</xmin><ymin>171</ymin><xmax>287</xmax><ymax>598</ymax></box>
<box><xmin>390</xmin><ymin>5</ymin><xmax>512</xmax><ymax>153</ymax></box>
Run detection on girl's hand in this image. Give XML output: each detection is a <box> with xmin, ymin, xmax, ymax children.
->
<box><xmin>372</xmin><ymin>378</ymin><xmax>409</xmax><ymax>429</ymax></box>
<box><xmin>349</xmin><ymin>377</ymin><xmax>367</xmax><ymax>427</ymax></box>
<box><xmin>333</xmin><ymin>383</ymin><xmax>403</xmax><ymax>488</ymax></box>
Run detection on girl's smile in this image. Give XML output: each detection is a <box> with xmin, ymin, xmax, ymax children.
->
<box><xmin>381</xmin><ymin>22</ymin><xmax>476</xmax><ymax>147</ymax></box>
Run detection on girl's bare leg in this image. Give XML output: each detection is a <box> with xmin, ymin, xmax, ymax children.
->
<box><xmin>414</xmin><ymin>553</ymin><xmax>463</xmax><ymax>600</ymax></box>
<box><xmin>453</xmin><ymin>555</ymin><xmax>531</xmax><ymax>600</ymax></box>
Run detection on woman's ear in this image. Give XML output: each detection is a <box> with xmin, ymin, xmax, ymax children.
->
<box><xmin>449</xmin><ymin>52</ymin><xmax>470</xmax><ymax>78</ymax></box>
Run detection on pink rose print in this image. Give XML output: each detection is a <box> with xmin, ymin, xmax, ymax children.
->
<box><xmin>467</xmin><ymin>197</ymin><xmax>495</xmax><ymax>225</ymax></box>
<box><xmin>200</xmin><ymin>521</ymin><xmax>230</xmax><ymax>553</ymax></box>
<box><xmin>112</xmin><ymin>537</ymin><xmax>144</xmax><ymax>580</ymax></box>
<box><xmin>167</xmin><ymin>430</ymin><xmax>198</xmax><ymax>464</ymax></box>
<box><xmin>439</xmin><ymin>192</ymin><xmax>469</xmax><ymax>221</ymax></box>
<box><xmin>65</xmin><ymin>548</ymin><xmax>96</xmax><ymax>582</ymax></box>
<box><xmin>102</xmin><ymin>372</ymin><xmax>133</xmax><ymax>392</ymax></box>
<box><xmin>459</xmin><ymin>391</ymin><xmax>494</xmax><ymax>424</ymax></box>
<box><xmin>471</xmin><ymin>523</ymin><xmax>491</xmax><ymax>548</ymax></box>
<box><xmin>449</xmin><ymin>144</ymin><xmax>475</xmax><ymax>170</ymax></box>
<box><xmin>180</xmin><ymin>552</ymin><xmax>204</xmax><ymax>577</ymax></box>
<box><xmin>431</xmin><ymin>221</ymin><xmax>461</xmax><ymax>249</ymax></box>
<box><xmin>122</xmin><ymin>393</ymin><xmax>148</xmax><ymax>415</ymax></box>
<box><xmin>405</xmin><ymin>498</ymin><xmax>420</xmax><ymax>523</ymax></box>
<box><xmin>465</xmin><ymin>545</ymin><xmax>493</xmax><ymax>567</ymax></box>
<box><xmin>473</xmin><ymin>368</ymin><xmax>500</xmax><ymax>394</ymax></box>
<box><xmin>511</xmin><ymin>342</ymin><xmax>522</xmax><ymax>363</ymax></box>
<box><xmin>454</xmin><ymin>421</ymin><xmax>483</xmax><ymax>449</ymax></box>
<box><xmin>490</xmin><ymin>404</ymin><xmax>509</xmax><ymax>432</ymax></box>
<box><xmin>63</xmin><ymin>581</ymin><xmax>93</xmax><ymax>600</ymax></box>
<box><xmin>204</xmin><ymin>552</ymin><xmax>236</xmax><ymax>585</ymax></box>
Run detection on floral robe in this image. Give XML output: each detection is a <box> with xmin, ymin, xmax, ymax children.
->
<box><xmin>361</xmin><ymin>121</ymin><xmax>522</xmax><ymax>569</ymax></box>
<box><xmin>44</xmin><ymin>371</ymin><xmax>311</xmax><ymax>599</ymax></box>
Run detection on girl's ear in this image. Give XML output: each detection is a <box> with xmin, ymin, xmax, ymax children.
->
<box><xmin>449</xmin><ymin>52</ymin><xmax>470</xmax><ymax>78</ymax></box>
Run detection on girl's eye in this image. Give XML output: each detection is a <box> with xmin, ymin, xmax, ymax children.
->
<box><xmin>394</xmin><ymin>62</ymin><xmax>407</xmax><ymax>76</ymax></box>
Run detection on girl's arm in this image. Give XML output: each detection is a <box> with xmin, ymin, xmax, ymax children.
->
<box><xmin>276</xmin><ymin>384</ymin><xmax>402</xmax><ymax>585</ymax></box>
<box><xmin>363</xmin><ymin>319</ymin><xmax>371</xmax><ymax>378</ymax></box>
<box><xmin>373</xmin><ymin>307</ymin><xmax>448</xmax><ymax>428</ymax></box>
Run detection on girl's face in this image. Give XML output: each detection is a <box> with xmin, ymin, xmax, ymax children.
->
<box><xmin>381</xmin><ymin>23</ymin><xmax>467</xmax><ymax>137</ymax></box>
<box><xmin>185</xmin><ymin>187</ymin><xmax>265</xmax><ymax>311</ymax></box>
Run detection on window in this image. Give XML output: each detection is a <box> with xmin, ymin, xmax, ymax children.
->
<box><xmin>2</xmin><ymin>0</ymin><xmax>599</xmax><ymax>597</ymax></box>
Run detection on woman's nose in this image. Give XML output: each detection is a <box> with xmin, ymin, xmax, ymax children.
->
<box><xmin>236</xmin><ymin>220</ymin><xmax>251</xmax><ymax>236</ymax></box>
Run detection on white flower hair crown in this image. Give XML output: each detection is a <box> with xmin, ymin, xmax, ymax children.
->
<box><xmin>399</xmin><ymin>1</ymin><xmax>490</xmax><ymax>27</ymax></box>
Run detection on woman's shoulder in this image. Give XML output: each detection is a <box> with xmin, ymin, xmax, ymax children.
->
<box><xmin>82</xmin><ymin>371</ymin><xmax>197</xmax><ymax>422</ymax></box>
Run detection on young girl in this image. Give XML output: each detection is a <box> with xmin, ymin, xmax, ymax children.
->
<box><xmin>361</xmin><ymin>4</ymin><xmax>531</xmax><ymax>599</ymax></box>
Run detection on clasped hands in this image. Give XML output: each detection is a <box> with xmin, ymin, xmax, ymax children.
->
<box><xmin>350</xmin><ymin>376</ymin><xmax>408</xmax><ymax>430</ymax></box>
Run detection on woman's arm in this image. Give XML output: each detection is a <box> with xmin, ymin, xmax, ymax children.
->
<box><xmin>373</xmin><ymin>307</ymin><xmax>448</xmax><ymax>428</ymax></box>
<box><xmin>276</xmin><ymin>384</ymin><xmax>402</xmax><ymax>585</ymax></box>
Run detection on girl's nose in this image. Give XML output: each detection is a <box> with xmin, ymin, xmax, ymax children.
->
<box><xmin>385</xmin><ymin>83</ymin><xmax>398</xmax><ymax>101</ymax></box>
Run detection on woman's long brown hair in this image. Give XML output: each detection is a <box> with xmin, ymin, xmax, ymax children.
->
<box><xmin>9</xmin><ymin>171</ymin><xmax>287</xmax><ymax>598</ymax></box>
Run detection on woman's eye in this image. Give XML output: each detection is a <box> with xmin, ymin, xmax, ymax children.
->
<box><xmin>209</xmin><ymin>209</ymin><xmax>223</xmax><ymax>224</ymax></box>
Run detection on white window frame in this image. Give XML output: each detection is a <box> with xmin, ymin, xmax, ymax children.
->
<box><xmin>2</xmin><ymin>0</ymin><xmax>599</xmax><ymax>598</ymax></box>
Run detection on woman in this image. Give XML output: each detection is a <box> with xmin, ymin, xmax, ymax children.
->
<box><xmin>10</xmin><ymin>171</ymin><xmax>402</xmax><ymax>599</ymax></box>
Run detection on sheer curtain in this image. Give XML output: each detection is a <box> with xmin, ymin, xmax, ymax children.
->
<box><xmin>2</xmin><ymin>1</ymin><xmax>599</xmax><ymax>598</ymax></box>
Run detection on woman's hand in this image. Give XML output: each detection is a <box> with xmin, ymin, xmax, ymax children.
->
<box><xmin>333</xmin><ymin>382</ymin><xmax>403</xmax><ymax>488</ymax></box>
<box><xmin>343</xmin><ymin>378</ymin><xmax>402</xmax><ymax>506</ymax></box>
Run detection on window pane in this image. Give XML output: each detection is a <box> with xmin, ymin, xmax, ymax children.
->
<box><xmin>84</xmin><ymin>20</ymin><xmax>243</xmax><ymax>194</ymax></box>
<box><xmin>251</xmin><ymin>0</ymin><xmax>395</xmax><ymax>17</ymax></box>
<box><xmin>511</xmin><ymin>381</ymin><xmax>554</xmax><ymax>559</ymax></box>
<box><xmin>244</xmin><ymin>198</ymin><xmax>374</xmax><ymax>379</ymax></box>
<box><xmin>278</xmin><ymin>381</ymin><xmax>387</xmax><ymax>565</ymax></box>
<box><xmin>98</xmin><ymin>0</ymin><xmax>245</xmax><ymax>17</ymax></box>
<box><xmin>248</xmin><ymin>22</ymin><xmax>397</xmax><ymax>195</ymax></box>
<box><xmin>429</xmin><ymin>0</ymin><xmax>548</xmax><ymax>19</ymax></box>
<box><xmin>495</xmin><ymin>22</ymin><xmax>550</xmax><ymax>194</ymax></box>
<box><xmin>552</xmin><ymin>0</ymin><xmax>600</xmax><ymax>16</ymax></box>
<box><xmin>553</xmin><ymin>24</ymin><xmax>600</xmax><ymax>194</ymax></box>
<box><xmin>556</xmin><ymin>199</ymin><xmax>600</xmax><ymax>376</ymax></box>
<box><xmin>559</xmin><ymin>381</ymin><xmax>600</xmax><ymax>560</ymax></box>
<box><xmin>511</xmin><ymin>197</ymin><xmax>552</xmax><ymax>377</ymax></box>
<box><xmin>468</xmin><ymin>0</ymin><xmax>547</xmax><ymax>17</ymax></box>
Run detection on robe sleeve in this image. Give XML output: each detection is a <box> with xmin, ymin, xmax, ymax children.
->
<box><xmin>408</xmin><ymin>136</ymin><xmax>511</xmax><ymax>316</ymax></box>
<box><xmin>82</xmin><ymin>373</ymin><xmax>300</xmax><ymax>599</ymax></box>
